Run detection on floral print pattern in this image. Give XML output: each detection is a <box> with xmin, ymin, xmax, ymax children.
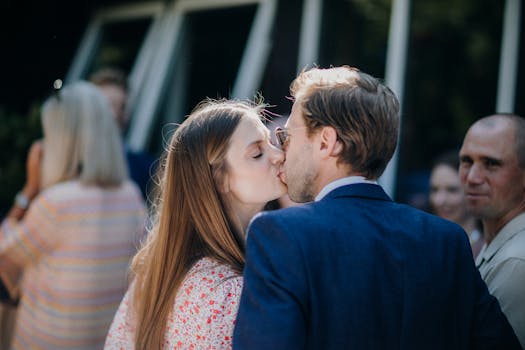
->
<box><xmin>105</xmin><ymin>257</ymin><xmax>243</xmax><ymax>349</ymax></box>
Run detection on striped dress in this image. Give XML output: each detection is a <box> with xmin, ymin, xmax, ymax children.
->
<box><xmin>0</xmin><ymin>180</ymin><xmax>146</xmax><ymax>350</ymax></box>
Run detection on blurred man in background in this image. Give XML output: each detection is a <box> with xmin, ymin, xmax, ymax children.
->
<box><xmin>90</xmin><ymin>67</ymin><xmax>156</xmax><ymax>202</ymax></box>
<box><xmin>459</xmin><ymin>114</ymin><xmax>525</xmax><ymax>348</ymax></box>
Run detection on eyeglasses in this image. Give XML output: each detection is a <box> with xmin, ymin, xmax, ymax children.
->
<box><xmin>274</xmin><ymin>126</ymin><xmax>307</xmax><ymax>149</ymax></box>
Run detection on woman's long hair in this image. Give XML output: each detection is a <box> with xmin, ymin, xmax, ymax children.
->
<box><xmin>131</xmin><ymin>99</ymin><xmax>263</xmax><ymax>349</ymax></box>
<box><xmin>40</xmin><ymin>81</ymin><xmax>127</xmax><ymax>189</ymax></box>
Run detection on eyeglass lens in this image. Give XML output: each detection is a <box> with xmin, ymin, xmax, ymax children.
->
<box><xmin>275</xmin><ymin>127</ymin><xmax>288</xmax><ymax>148</ymax></box>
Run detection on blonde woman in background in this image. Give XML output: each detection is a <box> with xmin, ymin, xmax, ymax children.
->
<box><xmin>104</xmin><ymin>99</ymin><xmax>286</xmax><ymax>349</ymax></box>
<box><xmin>0</xmin><ymin>81</ymin><xmax>146</xmax><ymax>349</ymax></box>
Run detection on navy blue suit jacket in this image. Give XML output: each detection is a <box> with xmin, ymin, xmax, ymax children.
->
<box><xmin>233</xmin><ymin>184</ymin><xmax>521</xmax><ymax>349</ymax></box>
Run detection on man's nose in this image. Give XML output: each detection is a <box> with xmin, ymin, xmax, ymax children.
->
<box><xmin>270</xmin><ymin>145</ymin><xmax>285</xmax><ymax>164</ymax></box>
<box><xmin>465</xmin><ymin>163</ymin><xmax>484</xmax><ymax>185</ymax></box>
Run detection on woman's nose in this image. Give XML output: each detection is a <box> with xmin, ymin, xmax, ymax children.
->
<box><xmin>433</xmin><ymin>191</ymin><xmax>447</xmax><ymax>206</ymax></box>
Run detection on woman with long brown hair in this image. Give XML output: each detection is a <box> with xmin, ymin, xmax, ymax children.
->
<box><xmin>104</xmin><ymin>99</ymin><xmax>286</xmax><ymax>349</ymax></box>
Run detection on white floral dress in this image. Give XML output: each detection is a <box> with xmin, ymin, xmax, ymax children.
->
<box><xmin>104</xmin><ymin>257</ymin><xmax>243</xmax><ymax>349</ymax></box>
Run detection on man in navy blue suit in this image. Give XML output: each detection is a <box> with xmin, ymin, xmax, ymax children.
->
<box><xmin>233</xmin><ymin>66</ymin><xmax>520</xmax><ymax>349</ymax></box>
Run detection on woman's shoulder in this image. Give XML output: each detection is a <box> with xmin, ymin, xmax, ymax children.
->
<box><xmin>40</xmin><ymin>179</ymin><xmax>82</xmax><ymax>195</ymax></box>
<box><xmin>28</xmin><ymin>180</ymin><xmax>83</xmax><ymax>211</ymax></box>
<box><xmin>182</xmin><ymin>257</ymin><xmax>242</xmax><ymax>293</ymax></box>
<box><xmin>40</xmin><ymin>179</ymin><xmax>143</xmax><ymax>203</ymax></box>
<box><xmin>189</xmin><ymin>257</ymin><xmax>240</xmax><ymax>276</ymax></box>
<box><xmin>173</xmin><ymin>256</ymin><xmax>243</xmax><ymax>311</ymax></box>
<box><xmin>39</xmin><ymin>180</ymin><xmax>97</xmax><ymax>203</ymax></box>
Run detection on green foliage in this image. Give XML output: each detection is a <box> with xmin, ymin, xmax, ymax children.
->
<box><xmin>0</xmin><ymin>104</ymin><xmax>42</xmax><ymax>216</ymax></box>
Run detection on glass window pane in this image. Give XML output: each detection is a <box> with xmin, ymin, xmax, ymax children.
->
<box><xmin>85</xmin><ymin>18</ymin><xmax>152</xmax><ymax>77</ymax></box>
<box><xmin>398</xmin><ymin>0</ymin><xmax>504</xmax><ymax>205</ymax></box>
<box><xmin>258</xmin><ymin>0</ymin><xmax>303</xmax><ymax>115</ymax></box>
<box><xmin>149</xmin><ymin>5</ymin><xmax>257</xmax><ymax>154</ymax></box>
<box><xmin>318</xmin><ymin>0</ymin><xmax>391</xmax><ymax>78</ymax></box>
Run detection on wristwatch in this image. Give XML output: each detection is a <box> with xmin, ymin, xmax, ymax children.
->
<box><xmin>14</xmin><ymin>192</ymin><xmax>30</xmax><ymax>210</ymax></box>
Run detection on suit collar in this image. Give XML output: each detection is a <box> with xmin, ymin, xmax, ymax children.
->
<box><xmin>315</xmin><ymin>176</ymin><xmax>378</xmax><ymax>201</ymax></box>
<box><xmin>322</xmin><ymin>183</ymin><xmax>393</xmax><ymax>202</ymax></box>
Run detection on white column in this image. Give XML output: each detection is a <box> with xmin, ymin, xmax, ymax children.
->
<box><xmin>380</xmin><ymin>0</ymin><xmax>411</xmax><ymax>199</ymax></box>
<box><xmin>65</xmin><ymin>19</ymin><xmax>101</xmax><ymax>83</ymax></box>
<box><xmin>232</xmin><ymin>0</ymin><xmax>277</xmax><ymax>99</ymax></box>
<box><xmin>127</xmin><ymin>12</ymin><xmax>184</xmax><ymax>151</ymax></box>
<box><xmin>297</xmin><ymin>0</ymin><xmax>322</xmax><ymax>72</ymax></box>
<box><xmin>496</xmin><ymin>0</ymin><xmax>521</xmax><ymax>113</ymax></box>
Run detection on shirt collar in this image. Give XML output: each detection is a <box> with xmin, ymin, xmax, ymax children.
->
<box><xmin>475</xmin><ymin>212</ymin><xmax>525</xmax><ymax>267</ymax></box>
<box><xmin>315</xmin><ymin>176</ymin><xmax>378</xmax><ymax>201</ymax></box>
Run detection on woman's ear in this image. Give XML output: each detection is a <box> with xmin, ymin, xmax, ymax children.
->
<box><xmin>217</xmin><ymin>173</ymin><xmax>230</xmax><ymax>194</ymax></box>
<box><xmin>319</xmin><ymin>126</ymin><xmax>342</xmax><ymax>158</ymax></box>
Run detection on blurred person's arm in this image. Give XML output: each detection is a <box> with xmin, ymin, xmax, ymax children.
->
<box><xmin>0</xmin><ymin>140</ymin><xmax>60</xmax><ymax>300</ymax></box>
<box><xmin>6</xmin><ymin>141</ymin><xmax>42</xmax><ymax>220</ymax></box>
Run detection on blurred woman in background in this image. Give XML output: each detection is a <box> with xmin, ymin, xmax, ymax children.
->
<box><xmin>429</xmin><ymin>151</ymin><xmax>484</xmax><ymax>258</ymax></box>
<box><xmin>0</xmin><ymin>81</ymin><xmax>146</xmax><ymax>349</ymax></box>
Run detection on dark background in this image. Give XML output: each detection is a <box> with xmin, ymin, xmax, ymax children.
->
<box><xmin>0</xmin><ymin>0</ymin><xmax>130</xmax><ymax>114</ymax></box>
<box><xmin>0</xmin><ymin>0</ymin><xmax>120</xmax><ymax>214</ymax></box>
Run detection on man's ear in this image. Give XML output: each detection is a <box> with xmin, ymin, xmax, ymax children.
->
<box><xmin>319</xmin><ymin>126</ymin><xmax>342</xmax><ymax>158</ymax></box>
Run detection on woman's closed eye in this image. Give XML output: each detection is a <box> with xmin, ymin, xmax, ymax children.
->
<box><xmin>249</xmin><ymin>144</ymin><xmax>264</xmax><ymax>159</ymax></box>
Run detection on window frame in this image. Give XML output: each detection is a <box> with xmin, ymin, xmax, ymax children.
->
<box><xmin>65</xmin><ymin>1</ymin><xmax>165</xmax><ymax>86</ymax></box>
<box><xmin>127</xmin><ymin>0</ymin><xmax>277</xmax><ymax>151</ymax></box>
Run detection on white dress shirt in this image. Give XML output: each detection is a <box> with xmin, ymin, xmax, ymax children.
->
<box><xmin>315</xmin><ymin>176</ymin><xmax>378</xmax><ymax>201</ymax></box>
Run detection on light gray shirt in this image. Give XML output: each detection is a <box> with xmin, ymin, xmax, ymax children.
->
<box><xmin>476</xmin><ymin>212</ymin><xmax>525</xmax><ymax>348</ymax></box>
